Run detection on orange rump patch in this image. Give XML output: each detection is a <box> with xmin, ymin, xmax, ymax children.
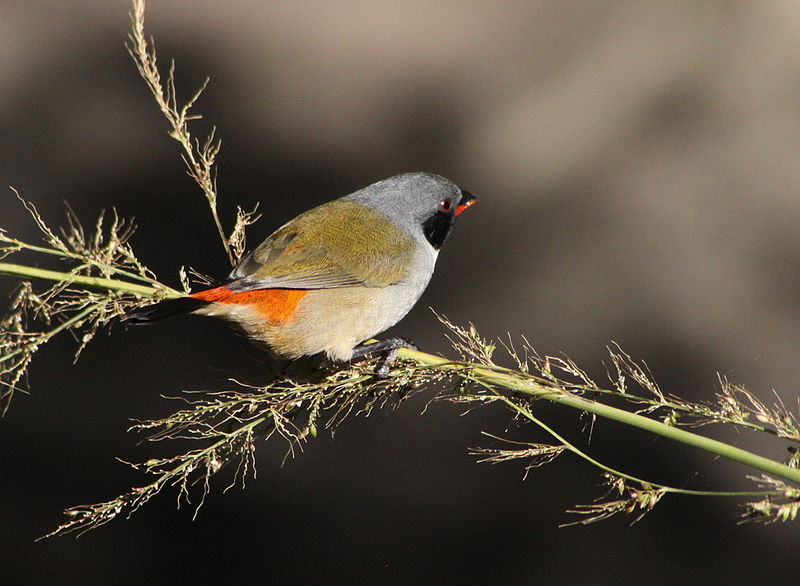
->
<box><xmin>191</xmin><ymin>286</ymin><xmax>307</xmax><ymax>323</ymax></box>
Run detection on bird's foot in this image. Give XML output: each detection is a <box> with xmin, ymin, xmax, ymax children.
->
<box><xmin>350</xmin><ymin>337</ymin><xmax>419</xmax><ymax>378</ymax></box>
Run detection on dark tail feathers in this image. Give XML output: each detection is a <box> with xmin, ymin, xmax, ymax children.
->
<box><xmin>125</xmin><ymin>297</ymin><xmax>209</xmax><ymax>325</ymax></box>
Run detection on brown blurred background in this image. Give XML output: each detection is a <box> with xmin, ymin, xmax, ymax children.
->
<box><xmin>2</xmin><ymin>1</ymin><xmax>799</xmax><ymax>584</ymax></box>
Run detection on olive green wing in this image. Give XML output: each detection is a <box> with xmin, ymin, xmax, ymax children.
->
<box><xmin>226</xmin><ymin>200</ymin><xmax>415</xmax><ymax>291</ymax></box>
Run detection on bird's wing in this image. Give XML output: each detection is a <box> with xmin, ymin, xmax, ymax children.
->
<box><xmin>226</xmin><ymin>200</ymin><xmax>415</xmax><ymax>291</ymax></box>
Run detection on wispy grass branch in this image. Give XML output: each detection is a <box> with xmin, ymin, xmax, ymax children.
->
<box><xmin>0</xmin><ymin>194</ymin><xmax>182</xmax><ymax>413</ymax></box>
<box><xmin>128</xmin><ymin>0</ymin><xmax>256</xmax><ymax>266</ymax></box>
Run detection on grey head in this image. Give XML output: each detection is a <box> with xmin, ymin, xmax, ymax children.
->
<box><xmin>343</xmin><ymin>172</ymin><xmax>477</xmax><ymax>250</ymax></box>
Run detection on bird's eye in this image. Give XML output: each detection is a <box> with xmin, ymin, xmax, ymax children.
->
<box><xmin>439</xmin><ymin>199</ymin><xmax>452</xmax><ymax>212</ymax></box>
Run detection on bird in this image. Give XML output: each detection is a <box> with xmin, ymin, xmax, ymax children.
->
<box><xmin>125</xmin><ymin>172</ymin><xmax>476</xmax><ymax>369</ymax></box>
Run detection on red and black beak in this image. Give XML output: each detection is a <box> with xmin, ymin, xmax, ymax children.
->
<box><xmin>455</xmin><ymin>190</ymin><xmax>478</xmax><ymax>216</ymax></box>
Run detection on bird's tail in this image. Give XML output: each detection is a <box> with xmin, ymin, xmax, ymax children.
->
<box><xmin>124</xmin><ymin>296</ymin><xmax>210</xmax><ymax>325</ymax></box>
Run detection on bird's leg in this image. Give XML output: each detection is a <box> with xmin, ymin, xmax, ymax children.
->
<box><xmin>350</xmin><ymin>337</ymin><xmax>419</xmax><ymax>377</ymax></box>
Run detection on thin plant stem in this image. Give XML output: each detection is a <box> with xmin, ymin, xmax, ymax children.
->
<box><xmin>1</xmin><ymin>234</ymin><xmax>166</xmax><ymax>288</ymax></box>
<box><xmin>0</xmin><ymin>302</ymin><xmax>103</xmax><ymax>364</ymax></box>
<box><xmin>562</xmin><ymin>383</ymin><xmax>776</xmax><ymax>436</ymax></box>
<box><xmin>0</xmin><ymin>262</ymin><xmax>179</xmax><ymax>298</ymax></box>
<box><xmin>499</xmin><ymin>395</ymin><xmax>782</xmax><ymax>498</ymax></box>
<box><xmin>128</xmin><ymin>0</ymin><xmax>234</xmax><ymax>266</ymax></box>
<box><xmin>399</xmin><ymin>348</ymin><xmax>800</xmax><ymax>486</ymax></box>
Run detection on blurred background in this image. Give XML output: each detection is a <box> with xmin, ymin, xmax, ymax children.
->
<box><xmin>2</xmin><ymin>1</ymin><xmax>799</xmax><ymax>583</ymax></box>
